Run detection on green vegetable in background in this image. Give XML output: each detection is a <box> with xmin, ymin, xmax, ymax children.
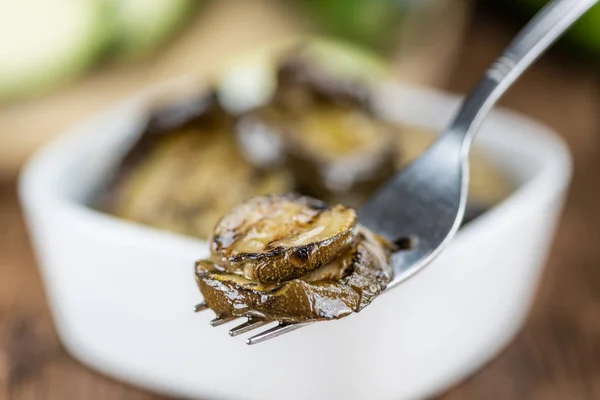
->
<box><xmin>301</xmin><ymin>0</ymin><xmax>411</xmax><ymax>53</ymax></box>
<box><xmin>571</xmin><ymin>7</ymin><xmax>600</xmax><ymax>55</ymax></box>
<box><xmin>217</xmin><ymin>37</ymin><xmax>388</xmax><ymax>114</ymax></box>
<box><xmin>107</xmin><ymin>0</ymin><xmax>199</xmax><ymax>59</ymax></box>
<box><xmin>504</xmin><ymin>0</ymin><xmax>600</xmax><ymax>58</ymax></box>
<box><xmin>526</xmin><ymin>0</ymin><xmax>600</xmax><ymax>55</ymax></box>
<box><xmin>0</xmin><ymin>0</ymin><xmax>110</xmax><ymax>101</ymax></box>
<box><xmin>0</xmin><ymin>0</ymin><xmax>199</xmax><ymax>101</ymax></box>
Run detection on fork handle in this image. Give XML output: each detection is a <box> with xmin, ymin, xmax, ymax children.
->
<box><xmin>445</xmin><ymin>0</ymin><xmax>598</xmax><ymax>152</ymax></box>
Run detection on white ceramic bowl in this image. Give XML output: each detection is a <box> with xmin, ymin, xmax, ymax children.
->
<box><xmin>20</xmin><ymin>83</ymin><xmax>571</xmax><ymax>400</ymax></box>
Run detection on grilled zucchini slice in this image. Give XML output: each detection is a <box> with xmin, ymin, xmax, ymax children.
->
<box><xmin>108</xmin><ymin>94</ymin><xmax>292</xmax><ymax>238</ymax></box>
<box><xmin>238</xmin><ymin>53</ymin><xmax>400</xmax><ymax>208</ymax></box>
<box><xmin>197</xmin><ymin>227</ymin><xmax>392</xmax><ymax>322</ymax></box>
<box><xmin>210</xmin><ymin>194</ymin><xmax>358</xmax><ymax>284</ymax></box>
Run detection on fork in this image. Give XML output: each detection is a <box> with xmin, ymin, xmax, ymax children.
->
<box><xmin>196</xmin><ymin>0</ymin><xmax>598</xmax><ymax>345</ymax></box>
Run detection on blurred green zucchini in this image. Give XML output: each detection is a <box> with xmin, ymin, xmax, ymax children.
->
<box><xmin>0</xmin><ymin>0</ymin><xmax>200</xmax><ymax>101</ymax></box>
<box><xmin>524</xmin><ymin>0</ymin><xmax>600</xmax><ymax>56</ymax></box>
<box><xmin>301</xmin><ymin>0</ymin><xmax>411</xmax><ymax>52</ymax></box>
<box><xmin>107</xmin><ymin>0</ymin><xmax>199</xmax><ymax>59</ymax></box>
<box><xmin>495</xmin><ymin>0</ymin><xmax>600</xmax><ymax>58</ymax></box>
<box><xmin>0</xmin><ymin>0</ymin><xmax>110</xmax><ymax>101</ymax></box>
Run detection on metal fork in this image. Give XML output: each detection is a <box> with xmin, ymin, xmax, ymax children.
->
<box><xmin>196</xmin><ymin>0</ymin><xmax>598</xmax><ymax>345</ymax></box>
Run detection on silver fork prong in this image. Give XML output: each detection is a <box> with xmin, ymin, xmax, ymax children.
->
<box><xmin>229</xmin><ymin>318</ymin><xmax>270</xmax><ymax>337</ymax></box>
<box><xmin>246</xmin><ymin>322</ymin><xmax>311</xmax><ymax>345</ymax></box>
<box><xmin>210</xmin><ymin>316</ymin><xmax>238</xmax><ymax>327</ymax></box>
<box><xmin>194</xmin><ymin>302</ymin><xmax>208</xmax><ymax>312</ymax></box>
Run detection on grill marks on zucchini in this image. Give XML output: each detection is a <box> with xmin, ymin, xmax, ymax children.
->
<box><xmin>197</xmin><ymin>222</ymin><xmax>392</xmax><ymax>322</ymax></box>
<box><xmin>210</xmin><ymin>194</ymin><xmax>358</xmax><ymax>284</ymax></box>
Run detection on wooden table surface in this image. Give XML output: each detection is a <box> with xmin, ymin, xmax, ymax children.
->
<box><xmin>1</xmin><ymin>8</ymin><xmax>600</xmax><ymax>400</ymax></box>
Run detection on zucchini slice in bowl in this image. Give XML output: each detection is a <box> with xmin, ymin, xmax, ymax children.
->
<box><xmin>106</xmin><ymin>93</ymin><xmax>292</xmax><ymax>239</ymax></box>
<box><xmin>235</xmin><ymin>45</ymin><xmax>400</xmax><ymax>207</ymax></box>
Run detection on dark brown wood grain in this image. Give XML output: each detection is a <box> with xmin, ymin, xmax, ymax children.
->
<box><xmin>1</xmin><ymin>8</ymin><xmax>599</xmax><ymax>400</ymax></box>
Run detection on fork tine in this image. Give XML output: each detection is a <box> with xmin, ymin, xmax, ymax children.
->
<box><xmin>229</xmin><ymin>318</ymin><xmax>270</xmax><ymax>337</ymax></box>
<box><xmin>210</xmin><ymin>316</ymin><xmax>237</xmax><ymax>327</ymax></box>
<box><xmin>194</xmin><ymin>302</ymin><xmax>208</xmax><ymax>312</ymax></box>
<box><xmin>246</xmin><ymin>322</ymin><xmax>311</xmax><ymax>345</ymax></box>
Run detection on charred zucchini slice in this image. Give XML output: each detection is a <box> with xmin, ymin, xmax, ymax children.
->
<box><xmin>108</xmin><ymin>0</ymin><xmax>197</xmax><ymax>59</ymax></box>
<box><xmin>107</xmin><ymin>93</ymin><xmax>292</xmax><ymax>238</ymax></box>
<box><xmin>284</xmin><ymin>106</ymin><xmax>398</xmax><ymax>207</ymax></box>
<box><xmin>238</xmin><ymin>54</ymin><xmax>400</xmax><ymax>208</ymax></box>
<box><xmin>210</xmin><ymin>194</ymin><xmax>358</xmax><ymax>284</ymax></box>
<box><xmin>197</xmin><ymin>227</ymin><xmax>392</xmax><ymax>322</ymax></box>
